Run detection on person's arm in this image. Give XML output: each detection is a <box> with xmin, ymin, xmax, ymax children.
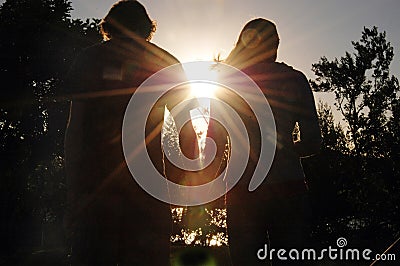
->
<box><xmin>63</xmin><ymin>49</ymin><xmax>91</xmax><ymax>161</ymax></box>
<box><xmin>152</xmin><ymin>84</ymin><xmax>199</xmax><ymax>160</ymax></box>
<box><xmin>144</xmin><ymin>46</ymin><xmax>199</xmax><ymax>168</ymax></box>
<box><xmin>293</xmin><ymin>72</ymin><xmax>321</xmax><ymax>158</ymax></box>
<box><xmin>62</xmin><ymin>49</ymin><xmax>92</xmax><ymax>234</ymax></box>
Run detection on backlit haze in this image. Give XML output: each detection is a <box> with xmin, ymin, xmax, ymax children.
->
<box><xmin>66</xmin><ymin>0</ymin><xmax>400</xmax><ymax>121</ymax></box>
<box><xmin>67</xmin><ymin>0</ymin><xmax>400</xmax><ymax>81</ymax></box>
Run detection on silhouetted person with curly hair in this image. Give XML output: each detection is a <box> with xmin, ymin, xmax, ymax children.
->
<box><xmin>64</xmin><ymin>1</ymin><xmax>197</xmax><ymax>264</ymax></box>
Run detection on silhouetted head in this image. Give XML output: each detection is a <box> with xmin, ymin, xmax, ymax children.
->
<box><xmin>100</xmin><ymin>0</ymin><xmax>156</xmax><ymax>41</ymax></box>
<box><xmin>226</xmin><ymin>18</ymin><xmax>280</xmax><ymax>68</ymax></box>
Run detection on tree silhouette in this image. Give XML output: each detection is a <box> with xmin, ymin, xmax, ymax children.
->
<box><xmin>1</xmin><ymin>0</ymin><xmax>399</xmax><ymax>263</ymax></box>
<box><xmin>0</xmin><ymin>0</ymin><xmax>101</xmax><ymax>261</ymax></box>
<box><xmin>308</xmin><ymin>26</ymin><xmax>400</xmax><ymax>252</ymax></box>
<box><xmin>316</xmin><ymin>101</ymin><xmax>347</xmax><ymax>153</ymax></box>
<box><xmin>311</xmin><ymin>26</ymin><xmax>399</xmax><ymax>157</ymax></box>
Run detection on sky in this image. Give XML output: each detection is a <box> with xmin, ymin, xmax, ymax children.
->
<box><xmin>66</xmin><ymin>0</ymin><xmax>400</xmax><ymax>81</ymax></box>
<box><xmin>1</xmin><ymin>0</ymin><xmax>399</xmax><ymax>120</ymax></box>
<box><xmin>64</xmin><ymin>0</ymin><xmax>400</xmax><ymax>122</ymax></box>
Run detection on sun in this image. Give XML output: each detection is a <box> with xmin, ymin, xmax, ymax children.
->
<box><xmin>182</xmin><ymin>61</ymin><xmax>220</xmax><ymax>157</ymax></box>
<box><xmin>183</xmin><ymin>61</ymin><xmax>219</xmax><ymax>99</ymax></box>
<box><xmin>189</xmin><ymin>82</ymin><xmax>218</xmax><ymax>98</ymax></box>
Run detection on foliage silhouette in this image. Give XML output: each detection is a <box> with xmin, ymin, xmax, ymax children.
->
<box><xmin>0</xmin><ymin>0</ymin><xmax>399</xmax><ymax>263</ymax></box>
<box><xmin>311</xmin><ymin>26</ymin><xmax>399</xmax><ymax>157</ymax></box>
<box><xmin>307</xmin><ymin>26</ymin><xmax>400</xmax><ymax>253</ymax></box>
<box><xmin>0</xmin><ymin>0</ymin><xmax>101</xmax><ymax>262</ymax></box>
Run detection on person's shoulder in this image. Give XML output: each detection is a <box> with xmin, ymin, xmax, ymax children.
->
<box><xmin>147</xmin><ymin>42</ymin><xmax>179</xmax><ymax>60</ymax></box>
<box><xmin>275</xmin><ymin>62</ymin><xmax>308</xmax><ymax>80</ymax></box>
<box><xmin>274</xmin><ymin>62</ymin><xmax>300</xmax><ymax>74</ymax></box>
<box><xmin>71</xmin><ymin>42</ymin><xmax>107</xmax><ymax>65</ymax></box>
<box><xmin>81</xmin><ymin>41</ymin><xmax>110</xmax><ymax>56</ymax></box>
<box><xmin>146</xmin><ymin>42</ymin><xmax>180</xmax><ymax>66</ymax></box>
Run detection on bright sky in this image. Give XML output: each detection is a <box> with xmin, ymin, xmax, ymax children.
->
<box><xmin>1</xmin><ymin>0</ymin><xmax>398</xmax><ymax>84</ymax></box>
<box><xmin>1</xmin><ymin>0</ymin><xmax>399</xmax><ymax>120</ymax></box>
<box><xmin>67</xmin><ymin>0</ymin><xmax>400</xmax><ymax>81</ymax></box>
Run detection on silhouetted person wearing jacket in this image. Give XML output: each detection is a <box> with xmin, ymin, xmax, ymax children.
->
<box><xmin>220</xmin><ymin>18</ymin><xmax>321</xmax><ymax>265</ymax></box>
<box><xmin>64</xmin><ymin>1</ymin><xmax>197</xmax><ymax>264</ymax></box>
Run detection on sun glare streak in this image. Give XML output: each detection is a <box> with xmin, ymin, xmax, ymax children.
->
<box><xmin>165</xmin><ymin>62</ymin><xmax>229</xmax><ymax>247</ymax></box>
<box><xmin>190</xmin><ymin>106</ymin><xmax>210</xmax><ymax>160</ymax></box>
<box><xmin>183</xmin><ymin>62</ymin><xmax>219</xmax><ymax>99</ymax></box>
<box><xmin>190</xmin><ymin>82</ymin><xmax>219</xmax><ymax>99</ymax></box>
<box><xmin>184</xmin><ymin>64</ymin><xmax>224</xmax><ymax>162</ymax></box>
<box><xmin>183</xmin><ymin>62</ymin><xmax>221</xmax><ymax>158</ymax></box>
